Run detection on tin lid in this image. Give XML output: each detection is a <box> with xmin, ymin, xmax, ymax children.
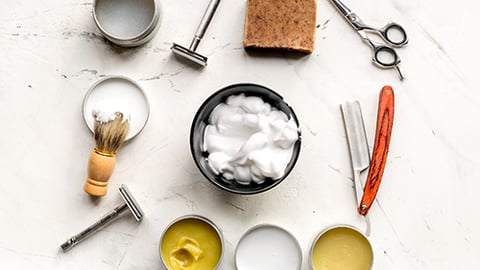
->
<box><xmin>93</xmin><ymin>0</ymin><xmax>161</xmax><ymax>46</ymax></box>
<box><xmin>82</xmin><ymin>76</ymin><xmax>150</xmax><ymax>141</ymax></box>
<box><xmin>235</xmin><ymin>224</ymin><xmax>302</xmax><ymax>270</ymax></box>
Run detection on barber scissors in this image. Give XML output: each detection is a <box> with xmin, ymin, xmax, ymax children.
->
<box><xmin>329</xmin><ymin>0</ymin><xmax>408</xmax><ymax>80</ymax></box>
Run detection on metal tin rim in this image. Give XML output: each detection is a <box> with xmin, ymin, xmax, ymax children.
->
<box><xmin>309</xmin><ymin>224</ymin><xmax>373</xmax><ymax>270</ymax></box>
<box><xmin>93</xmin><ymin>0</ymin><xmax>159</xmax><ymax>41</ymax></box>
<box><xmin>234</xmin><ymin>223</ymin><xmax>302</xmax><ymax>270</ymax></box>
<box><xmin>82</xmin><ymin>75</ymin><xmax>150</xmax><ymax>142</ymax></box>
<box><xmin>93</xmin><ymin>0</ymin><xmax>161</xmax><ymax>46</ymax></box>
<box><xmin>158</xmin><ymin>215</ymin><xmax>225</xmax><ymax>270</ymax></box>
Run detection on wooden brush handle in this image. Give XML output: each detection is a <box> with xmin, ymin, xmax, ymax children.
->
<box><xmin>358</xmin><ymin>86</ymin><xmax>395</xmax><ymax>215</ymax></box>
<box><xmin>84</xmin><ymin>149</ymin><xmax>116</xmax><ymax>196</ymax></box>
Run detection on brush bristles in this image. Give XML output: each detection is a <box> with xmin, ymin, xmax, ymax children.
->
<box><xmin>93</xmin><ymin>112</ymin><xmax>129</xmax><ymax>155</ymax></box>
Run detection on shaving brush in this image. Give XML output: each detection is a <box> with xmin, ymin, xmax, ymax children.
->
<box><xmin>84</xmin><ymin>111</ymin><xmax>130</xmax><ymax>196</ymax></box>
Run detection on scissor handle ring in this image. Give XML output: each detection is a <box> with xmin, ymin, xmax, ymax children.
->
<box><xmin>383</xmin><ymin>22</ymin><xmax>408</xmax><ymax>47</ymax></box>
<box><xmin>373</xmin><ymin>46</ymin><xmax>399</xmax><ymax>67</ymax></box>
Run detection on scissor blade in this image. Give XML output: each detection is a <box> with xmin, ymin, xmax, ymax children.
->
<box><xmin>341</xmin><ymin>101</ymin><xmax>370</xmax><ymax>172</ymax></box>
<box><xmin>329</xmin><ymin>0</ymin><xmax>352</xmax><ymax>17</ymax></box>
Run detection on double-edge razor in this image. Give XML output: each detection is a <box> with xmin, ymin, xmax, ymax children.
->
<box><xmin>60</xmin><ymin>184</ymin><xmax>144</xmax><ymax>252</ymax></box>
<box><xmin>171</xmin><ymin>0</ymin><xmax>221</xmax><ymax>67</ymax></box>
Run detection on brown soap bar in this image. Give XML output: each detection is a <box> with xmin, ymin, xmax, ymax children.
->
<box><xmin>244</xmin><ymin>0</ymin><xmax>317</xmax><ymax>54</ymax></box>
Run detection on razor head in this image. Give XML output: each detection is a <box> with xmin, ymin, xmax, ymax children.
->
<box><xmin>119</xmin><ymin>184</ymin><xmax>144</xmax><ymax>222</ymax></box>
<box><xmin>171</xmin><ymin>43</ymin><xmax>208</xmax><ymax>67</ymax></box>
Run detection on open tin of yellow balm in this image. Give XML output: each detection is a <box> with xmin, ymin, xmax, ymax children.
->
<box><xmin>310</xmin><ymin>226</ymin><xmax>373</xmax><ymax>270</ymax></box>
<box><xmin>159</xmin><ymin>215</ymin><xmax>224</xmax><ymax>270</ymax></box>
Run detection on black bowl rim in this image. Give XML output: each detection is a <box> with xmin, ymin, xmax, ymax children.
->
<box><xmin>190</xmin><ymin>83</ymin><xmax>302</xmax><ymax>195</ymax></box>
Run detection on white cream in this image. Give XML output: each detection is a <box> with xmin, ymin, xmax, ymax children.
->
<box><xmin>83</xmin><ymin>76</ymin><xmax>150</xmax><ymax>141</ymax></box>
<box><xmin>204</xmin><ymin>94</ymin><xmax>298</xmax><ymax>185</ymax></box>
<box><xmin>92</xmin><ymin>100</ymin><xmax>131</xmax><ymax>124</ymax></box>
<box><xmin>235</xmin><ymin>225</ymin><xmax>302</xmax><ymax>270</ymax></box>
<box><xmin>93</xmin><ymin>109</ymin><xmax>120</xmax><ymax>123</ymax></box>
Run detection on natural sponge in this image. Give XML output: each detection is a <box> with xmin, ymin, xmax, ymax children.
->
<box><xmin>243</xmin><ymin>0</ymin><xmax>317</xmax><ymax>53</ymax></box>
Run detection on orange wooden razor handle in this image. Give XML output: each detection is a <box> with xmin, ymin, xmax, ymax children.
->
<box><xmin>84</xmin><ymin>149</ymin><xmax>116</xmax><ymax>197</ymax></box>
<box><xmin>358</xmin><ymin>86</ymin><xmax>395</xmax><ymax>215</ymax></box>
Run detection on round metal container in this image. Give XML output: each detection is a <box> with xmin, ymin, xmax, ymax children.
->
<box><xmin>309</xmin><ymin>225</ymin><xmax>373</xmax><ymax>270</ymax></box>
<box><xmin>93</xmin><ymin>0</ymin><xmax>161</xmax><ymax>47</ymax></box>
<box><xmin>82</xmin><ymin>75</ymin><xmax>150</xmax><ymax>142</ymax></box>
<box><xmin>159</xmin><ymin>215</ymin><xmax>224</xmax><ymax>270</ymax></box>
<box><xmin>235</xmin><ymin>224</ymin><xmax>302</xmax><ymax>270</ymax></box>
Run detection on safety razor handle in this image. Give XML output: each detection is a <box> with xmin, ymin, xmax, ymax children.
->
<box><xmin>190</xmin><ymin>0</ymin><xmax>221</xmax><ymax>51</ymax></box>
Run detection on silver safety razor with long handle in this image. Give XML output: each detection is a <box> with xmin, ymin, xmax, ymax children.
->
<box><xmin>341</xmin><ymin>101</ymin><xmax>370</xmax><ymax>208</ymax></box>
<box><xmin>171</xmin><ymin>0</ymin><xmax>221</xmax><ymax>66</ymax></box>
<box><xmin>60</xmin><ymin>184</ymin><xmax>144</xmax><ymax>252</ymax></box>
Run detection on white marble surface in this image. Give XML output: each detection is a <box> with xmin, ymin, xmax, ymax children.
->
<box><xmin>1</xmin><ymin>0</ymin><xmax>479</xmax><ymax>269</ymax></box>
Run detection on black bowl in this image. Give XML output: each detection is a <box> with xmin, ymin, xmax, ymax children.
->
<box><xmin>190</xmin><ymin>83</ymin><xmax>302</xmax><ymax>195</ymax></box>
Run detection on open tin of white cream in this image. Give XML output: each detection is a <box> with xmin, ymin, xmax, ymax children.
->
<box><xmin>82</xmin><ymin>76</ymin><xmax>150</xmax><ymax>141</ymax></box>
<box><xmin>235</xmin><ymin>224</ymin><xmax>302</xmax><ymax>270</ymax></box>
<box><xmin>93</xmin><ymin>0</ymin><xmax>161</xmax><ymax>47</ymax></box>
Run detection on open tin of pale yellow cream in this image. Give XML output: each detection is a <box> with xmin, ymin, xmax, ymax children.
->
<box><xmin>309</xmin><ymin>225</ymin><xmax>373</xmax><ymax>270</ymax></box>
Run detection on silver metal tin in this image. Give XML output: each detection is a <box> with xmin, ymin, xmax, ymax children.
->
<box><xmin>93</xmin><ymin>0</ymin><xmax>161</xmax><ymax>47</ymax></box>
<box><xmin>309</xmin><ymin>225</ymin><xmax>373</xmax><ymax>270</ymax></box>
<box><xmin>159</xmin><ymin>215</ymin><xmax>224</xmax><ymax>270</ymax></box>
<box><xmin>235</xmin><ymin>224</ymin><xmax>302</xmax><ymax>270</ymax></box>
<box><xmin>82</xmin><ymin>76</ymin><xmax>150</xmax><ymax>142</ymax></box>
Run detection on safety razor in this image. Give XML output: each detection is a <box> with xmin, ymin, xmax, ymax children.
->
<box><xmin>60</xmin><ymin>184</ymin><xmax>144</xmax><ymax>252</ymax></box>
<box><xmin>171</xmin><ymin>0</ymin><xmax>221</xmax><ymax>66</ymax></box>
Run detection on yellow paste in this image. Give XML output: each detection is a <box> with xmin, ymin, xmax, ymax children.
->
<box><xmin>161</xmin><ymin>218</ymin><xmax>222</xmax><ymax>270</ymax></box>
<box><xmin>311</xmin><ymin>227</ymin><xmax>373</xmax><ymax>270</ymax></box>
